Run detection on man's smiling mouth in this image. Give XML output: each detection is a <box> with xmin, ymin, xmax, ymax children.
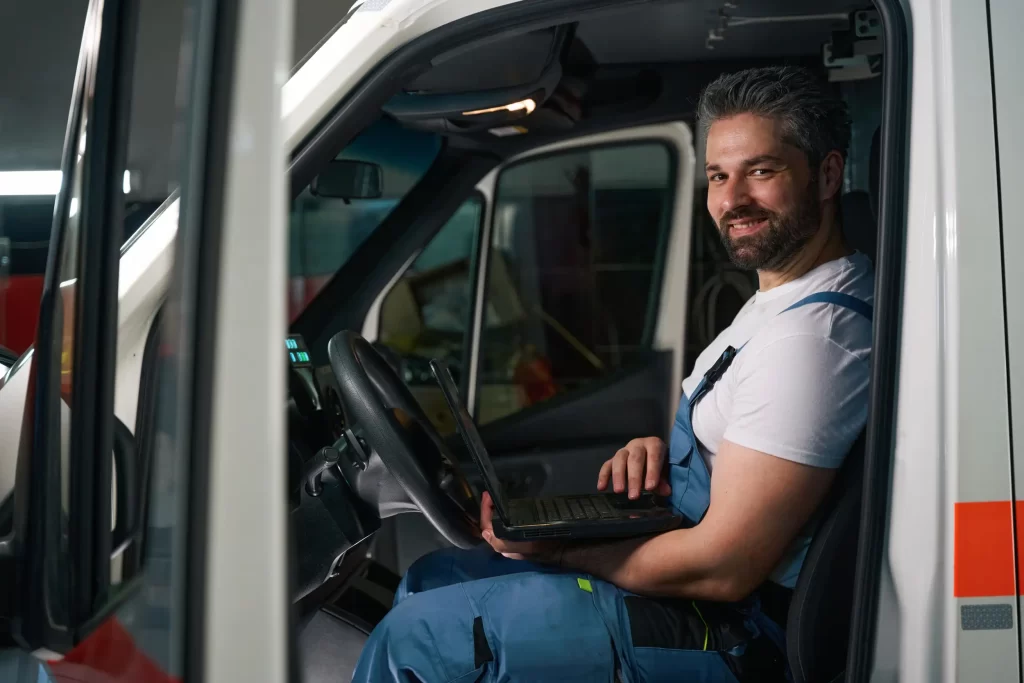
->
<box><xmin>728</xmin><ymin>217</ymin><xmax>769</xmax><ymax>237</ymax></box>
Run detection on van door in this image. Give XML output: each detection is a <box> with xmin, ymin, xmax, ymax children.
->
<box><xmin>0</xmin><ymin>0</ymin><xmax>292</xmax><ymax>679</ymax></box>
<box><xmin>369</xmin><ymin>123</ymin><xmax>701</xmax><ymax>569</ymax></box>
<box><xmin>988</xmin><ymin>0</ymin><xmax>1024</xmax><ymax>676</ymax></box>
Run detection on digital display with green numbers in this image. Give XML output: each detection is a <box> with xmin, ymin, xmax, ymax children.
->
<box><xmin>286</xmin><ymin>335</ymin><xmax>312</xmax><ymax>368</ymax></box>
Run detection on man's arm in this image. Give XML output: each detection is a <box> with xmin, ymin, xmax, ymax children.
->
<box><xmin>481</xmin><ymin>440</ymin><xmax>836</xmax><ymax>602</ymax></box>
<box><xmin>559</xmin><ymin>441</ymin><xmax>836</xmax><ymax>600</ymax></box>
<box><xmin>481</xmin><ymin>335</ymin><xmax>865</xmax><ymax>599</ymax></box>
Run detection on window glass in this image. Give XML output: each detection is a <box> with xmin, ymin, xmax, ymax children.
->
<box><xmin>288</xmin><ymin>118</ymin><xmax>441</xmax><ymax>320</ymax></box>
<box><xmin>477</xmin><ymin>143</ymin><xmax>674</xmax><ymax>424</ymax></box>
<box><xmin>0</xmin><ymin>0</ymin><xmax>189</xmax><ymax>358</ymax></box>
<box><xmin>378</xmin><ymin>195</ymin><xmax>482</xmax><ymax>433</ymax></box>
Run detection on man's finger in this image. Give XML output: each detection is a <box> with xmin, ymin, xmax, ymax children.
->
<box><xmin>657</xmin><ymin>479</ymin><xmax>672</xmax><ymax>497</ymax></box>
<box><xmin>645</xmin><ymin>440</ymin><xmax>666</xmax><ymax>490</ymax></box>
<box><xmin>480</xmin><ymin>491</ymin><xmax>494</xmax><ymax>532</ymax></box>
<box><xmin>611</xmin><ymin>450</ymin><xmax>628</xmax><ymax>493</ymax></box>
<box><xmin>626</xmin><ymin>447</ymin><xmax>645</xmax><ymax>499</ymax></box>
<box><xmin>597</xmin><ymin>460</ymin><xmax>612</xmax><ymax>490</ymax></box>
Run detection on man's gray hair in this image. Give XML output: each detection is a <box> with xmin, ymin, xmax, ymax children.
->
<box><xmin>696</xmin><ymin>66</ymin><xmax>852</xmax><ymax>169</ymax></box>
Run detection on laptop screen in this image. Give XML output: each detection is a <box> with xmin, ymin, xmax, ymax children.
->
<box><xmin>429</xmin><ymin>359</ymin><xmax>511</xmax><ymax>521</ymax></box>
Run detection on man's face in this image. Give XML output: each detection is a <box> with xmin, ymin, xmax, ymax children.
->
<box><xmin>704</xmin><ymin>113</ymin><xmax>822</xmax><ymax>271</ymax></box>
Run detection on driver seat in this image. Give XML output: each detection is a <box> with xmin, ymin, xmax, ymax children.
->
<box><xmin>784</xmin><ymin>431</ymin><xmax>866</xmax><ymax>682</ymax></box>
<box><xmin>784</xmin><ymin>125</ymin><xmax>879</xmax><ymax>682</ymax></box>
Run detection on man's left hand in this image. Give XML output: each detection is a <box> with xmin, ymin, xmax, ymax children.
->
<box><xmin>480</xmin><ymin>491</ymin><xmax>565</xmax><ymax>564</ymax></box>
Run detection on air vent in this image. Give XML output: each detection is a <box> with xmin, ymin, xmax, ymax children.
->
<box><xmin>521</xmin><ymin>528</ymin><xmax>572</xmax><ymax>539</ymax></box>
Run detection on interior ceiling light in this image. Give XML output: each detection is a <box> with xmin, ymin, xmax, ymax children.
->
<box><xmin>0</xmin><ymin>170</ymin><xmax>136</xmax><ymax>196</ymax></box>
<box><xmin>462</xmin><ymin>98</ymin><xmax>536</xmax><ymax>117</ymax></box>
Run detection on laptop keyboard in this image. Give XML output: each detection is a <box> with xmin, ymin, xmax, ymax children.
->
<box><xmin>525</xmin><ymin>495</ymin><xmax>617</xmax><ymax>523</ymax></box>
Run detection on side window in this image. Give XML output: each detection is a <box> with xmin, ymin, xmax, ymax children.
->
<box><xmin>0</xmin><ymin>0</ymin><xmax>199</xmax><ymax>669</ymax></box>
<box><xmin>0</xmin><ymin>0</ymin><xmax>188</xmax><ymax>359</ymax></box>
<box><xmin>377</xmin><ymin>195</ymin><xmax>483</xmax><ymax>433</ymax></box>
<box><xmin>476</xmin><ymin>143</ymin><xmax>674</xmax><ymax>424</ymax></box>
<box><xmin>288</xmin><ymin>119</ymin><xmax>441</xmax><ymax>321</ymax></box>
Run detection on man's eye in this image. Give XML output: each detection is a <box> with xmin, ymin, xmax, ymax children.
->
<box><xmin>708</xmin><ymin>173</ymin><xmax>725</xmax><ymax>182</ymax></box>
<box><xmin>751</xmin><ymin>168</ymin><xmax>773</xmax><ymax>176</ymax></box>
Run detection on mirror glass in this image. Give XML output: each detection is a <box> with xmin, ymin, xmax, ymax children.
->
<box><xmin>311</xmin><ymin>160</ymin><xmax>384</xmax><ymax>200</ymax></box>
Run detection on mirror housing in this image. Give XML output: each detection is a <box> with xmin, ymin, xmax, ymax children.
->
<box><xmin>310</xmin><ymin>160</ymin><xmax>383</xmax><ymax>200</ymax></box>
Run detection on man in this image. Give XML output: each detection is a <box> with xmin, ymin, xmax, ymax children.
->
<box><xmin>352</xmin><ymin>65</ymin><xmax>874</xmax><ymax>682</ymax></box>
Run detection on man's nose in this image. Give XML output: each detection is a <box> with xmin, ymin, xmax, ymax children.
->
<box><xmin>716</xmin><ymin>175</ymin><xmax>753</xmax><ymax>217</ymax></box>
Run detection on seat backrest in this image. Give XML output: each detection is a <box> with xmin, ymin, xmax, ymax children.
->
<box><xmin>786</xmin><ymin>432</ymin><xmax>866</xmax><ymax>683</ymax></box>
<box><xmin>840</xmin><ymin>125</ymin><xmax>883</xmax><ymax>263</ymax></box>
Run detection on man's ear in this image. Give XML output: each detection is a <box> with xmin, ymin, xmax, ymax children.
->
<box><xmin>818</xmin><ymin>150</ymin><xmax>845</xmax><ymax>202</ymax></box>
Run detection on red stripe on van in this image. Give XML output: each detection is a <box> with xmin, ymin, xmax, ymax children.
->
<box><xmin>954</xmin><ymin>501</ymin><xmax>1017</xmax><ymax>597</ymax></box>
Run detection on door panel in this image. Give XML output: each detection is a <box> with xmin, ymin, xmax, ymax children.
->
<box><xmin>376</xmin><ymin>123</ymin><xmax>696</xmax><ymax>572</ymax></box>
<box><xmin>470</xmin><ymin>125</ymin><xmax>695</xmax><ymax>500</ymax></box>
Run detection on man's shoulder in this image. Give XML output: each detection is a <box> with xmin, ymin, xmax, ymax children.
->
<box><xmin>748</xmin><ymin>255</ymin><xmax>875</xmax><ymax>355</ymax></box>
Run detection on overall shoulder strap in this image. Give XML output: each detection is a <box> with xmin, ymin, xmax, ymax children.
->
<box><xmin>690</xmin><ymin>292</ymin><xmax>872</xmax><ymax>405</ymax></box>
<box><xmin>779</xmin><ymin>291</ymin><xmax>873</xmax><ymax>322</ymax></box>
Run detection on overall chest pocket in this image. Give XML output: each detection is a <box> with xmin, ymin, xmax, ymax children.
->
<box><xmin>667</xmin><ymin>407</ymin><xmax>704</xmax><ymax>521</ymax></box>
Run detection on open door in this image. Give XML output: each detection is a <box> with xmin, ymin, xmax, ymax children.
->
<box><xmin>369</xmin><ymin>122</ymin><xmax>701</xmax><ymax>571</ymax></box>
<box><xmin>0</xmin><ymin>0</ymin><xmax>292</xmax><ymax>679</ymax></box>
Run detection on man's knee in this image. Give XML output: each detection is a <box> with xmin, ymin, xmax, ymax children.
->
<box><xmin>355</xmin><ymin>588</ymin><xmax>477</xmax><ymax>683</ymax></box>
<box><xmin>395</xmin><ymin>547</ymin><xmax>465</xmax><ymax>604</ymax></box>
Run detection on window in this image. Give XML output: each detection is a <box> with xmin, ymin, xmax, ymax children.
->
<box><xmin>377</xmin><ymin>195</ymin><xmax>483</xmax><ymax>433</ymax></box>
<box><xmin>288</xmin><ymin>118</ymin><xmax>441</xmax><ymax>321</ymax></box>
<box><xmin>476</xmin><ymin>143</ymin><xmax>674</xmax><ymax>424</ymax></box>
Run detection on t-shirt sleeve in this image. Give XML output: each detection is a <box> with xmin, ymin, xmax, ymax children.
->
<box><xmin>722</xmin><ymin>334</ymin><xmax>870</xmax><ymax>468</ymax></box>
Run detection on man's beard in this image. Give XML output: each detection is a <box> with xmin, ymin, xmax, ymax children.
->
<box><xmin>717</xmin><ymin>180</ymin><xmax>822</xmax><ymax>271</ymax></box>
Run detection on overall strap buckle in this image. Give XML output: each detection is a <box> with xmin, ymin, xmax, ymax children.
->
<box><xmin>704</xmin><ymin>345</ymin><xmax>738</xmax><ymax>384</ymax></box>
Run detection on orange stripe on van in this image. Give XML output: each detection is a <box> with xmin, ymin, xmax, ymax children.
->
<box><xmin>1017</xmin><ymin>501</ymin><xmax>1024</xmax><ymax>590</ymax></box>
<box><xmin>954</xmin><ymin>501</ymin><xmax>1017</xmax><ymax>598</ymax></box>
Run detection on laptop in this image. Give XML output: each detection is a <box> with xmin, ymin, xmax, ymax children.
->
<box><xmin>429</xmin><ymin>358</ymin><xmax>683</xmax><ymax>541</ymax></box>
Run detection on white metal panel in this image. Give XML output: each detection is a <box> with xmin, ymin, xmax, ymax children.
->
<box><xmin>990</xmin><ymin>0</ymin><xmax>1024</xmax><ymax>519</ymax></box>
<box><xmin>939</xmin><ymin>0</ymin><xmax>1016</xmax><ymax>675</ymax></box>
<box><xmin>202</xmin><ymin>0</ymin><xmax>291</xmax><ymax>680</ymax></box>
<box><xmin>283</xmin><ymin>0</ymin><xmax>524</xmax><ymax>151</ymax></box>
<box><xmin>989</xmin><ymin>0</ymin><xmax>1024</xmax><ymax>668</ymax></box>
<box><xmin>879</xmin><ymin>0</ymin><xmax>1016</xmax><ymax>680</ymax></box>
<box><xmin>113</xmin><ymin>200</ymin><xmax>179</xmax><ymax>430</ymax></box>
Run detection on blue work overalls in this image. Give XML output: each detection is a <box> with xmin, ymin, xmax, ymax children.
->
<box><xmin>351</xmin><ymin>291</ymin><xmax>872</xmax><ymax>683</ymax></box>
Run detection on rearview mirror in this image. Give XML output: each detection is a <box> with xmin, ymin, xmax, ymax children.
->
<box><xmin>310</xmin><ymin>160</ymin><xmax>383</xmax><ymax>199</ymax></box>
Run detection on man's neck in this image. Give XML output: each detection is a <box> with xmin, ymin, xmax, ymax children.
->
<box><xmin>757</xmin><ymin>214</ymin><xmax>852</xmax><ymax>291</ymax></box>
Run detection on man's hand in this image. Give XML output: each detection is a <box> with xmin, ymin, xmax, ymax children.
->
<box><xmin>597</xmin><ymin>437</ymin><xmax>672</xmax><ymax>499</ymax></box>
<box><xmin>480</xmin><ymin>491</ymin><xmax>565</xmax><ymax>564</ymax></box>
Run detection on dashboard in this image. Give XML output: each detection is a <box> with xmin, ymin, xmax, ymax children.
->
<box><xmin>287</xmin><ymin>333</ymin><xmax>345</xmax><ymax>440</ymax></box>
<box><xmin>286</xmin><ymin>333</ymin><xmax>380</xmax><ymax>598</ymax></box>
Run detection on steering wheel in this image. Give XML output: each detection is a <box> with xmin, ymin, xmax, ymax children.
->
<box><xmin>326</xmin><ymin>330</ymin><xmax>480</xmax><ymax>548</ymax></box>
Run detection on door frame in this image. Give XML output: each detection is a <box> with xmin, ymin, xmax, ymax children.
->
<box><xmin>362</xmin><ymin>122</ymin><xmax>696</xmax><ymax>430</ymax></box>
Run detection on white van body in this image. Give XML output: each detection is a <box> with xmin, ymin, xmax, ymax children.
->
<box><xmin>0</xmin><ymin>0</ymin><xmax>1021</xmax><ymax>680</ymax></box>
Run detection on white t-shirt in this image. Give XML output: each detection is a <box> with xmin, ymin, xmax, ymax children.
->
<box><xmin>681</xmin><ymin>251</ymin><xmax>875</xmax><ymax>586</ymax></box>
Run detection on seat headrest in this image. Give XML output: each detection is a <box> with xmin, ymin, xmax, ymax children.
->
<box><xmin>841</xmin><ymin>190</ymin><xmax>876</xmax><ymax>261</ymax></box>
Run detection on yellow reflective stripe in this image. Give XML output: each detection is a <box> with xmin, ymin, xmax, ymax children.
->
<box><xmin>691</xmin><ymin>601</ymin><xmax>709</xmax><ymax>651</ymax></box>
<box><xmin>577</xmin><ymin>578</ymin><xmax>593</xmax><ymax>593</ymax></box>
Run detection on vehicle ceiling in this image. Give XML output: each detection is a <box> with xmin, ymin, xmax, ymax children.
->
<box><xmin>576</xmin><ymin>0</ymin><xmax>870</xmax><ymax>63</ymax></box>
<box><xmin>389</xmin><ymin>0</ymin><xmax>876</xmax><ymax>160</ymax></box>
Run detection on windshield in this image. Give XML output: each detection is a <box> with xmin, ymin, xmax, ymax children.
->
<box><xmin>288</xmin><ymin>118</ymin><xmax>441</xmax><ymax>321</ymax></box>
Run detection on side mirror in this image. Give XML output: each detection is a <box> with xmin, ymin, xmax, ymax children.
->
<box><xmin>310</xmin><ymin>160</ymin><xmax>383</xmax><ymax>200</ymax></box>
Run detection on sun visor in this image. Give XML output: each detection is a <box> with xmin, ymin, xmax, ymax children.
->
<box><xmin>383</xmin><ymin>26</ymin><xmax>571</xmax><ymax>134</ymax></box>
